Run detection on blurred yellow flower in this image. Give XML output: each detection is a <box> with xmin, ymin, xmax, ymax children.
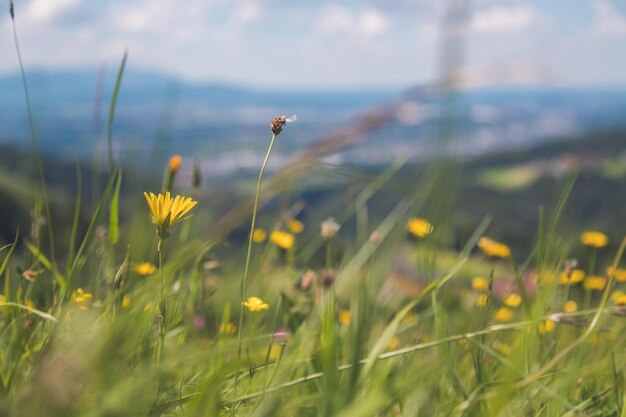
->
<box><xmin>607</xmin><ymin>267</ymin><xmax>626</xmax><ymax>282</ymax></box>
<box><xmin>494</xmin><ymin>307</ymin><xmax>513</xmax><ymax>322</ymax></box>
<box><xmin>243</xmin><ymin>296</ymin><xmax>269</xmax><ymax>312</ymax></box>
<box><xmin>270</xmin><ymin>230</ymin><xmax>295</xmax><ymax>250</ymax></box>
<box><xmin>583</xmin><ymin>276</ymin><xmax>607</xmax><ymax>291</ymax></box>
<box><xmin>144</xmin><ymin>192</ymin><xmax>197</xmax><ymax>237</ymax></box>
<box><xmin>580</xmin><ymin>231</ymin><xmax>608</xmax><ymax>248</ymax></box>
<box><xmin>559</xmin><ymin>269</ymin><xmax>585</xmax><ymax>285</ymax></box>
<box><xmin>0</xmin><ymin>295</ymin><xmax>5</xmax><ymax>306</ymax></box>
<box><xmin>611</xmin><ymin>291</ymin><xmax>626</xmax><ymax>305</ymax></box>
<box><xmin>287</xmin><ymin>219</ymin><xmax>304</xmax><ymax>234</ymax></box>
<box><xmin>252</xmin><ymin>228</ymin><xmax>267</xmax><ymax>243</ymax></box>
<box><xmin>539</xmin><ymin>320</ymin><xmax>556</xmax><ymax>334</ymax></box>
<box><xmin>72</xmin><ymin>288</ymin><xmax>93</xmax><ymax>311</ymax></box>
<box><xmin>220</xmin><ymin>322</ymin><xmax>237</xmax><ymax>334</ymax></box>
<box><xmin>504</xmin><ymin>293</ymin><xmax>522</xmax><ymax>308</ymax></box>
<box><xmin>402</xmin><ymin>311</ymin><xmax>418</xmax><ymax>326</ymax></box>
<box><xmin>478</xmin><ymin>237</ymin><xmax>511</xmax><ymax>259</ymax></box>
<box><xmin>564</xmin><ymin>300</ymin><xmax>578</xmax><ymax>313</ymax></box>
<box><xmin>471</xmin><ymin>277</ymin><xmax>489</xmax><ymax>291</ymax></box>
<box><xmin>407</xmin><ymin>217</ymin><xmax>433</xmax><ymax>238</ymax></box>
<box><xmin>122</xmin><ymin>296</ymin><xmax>131</xmax><ymax>309</ymax></box>
<box><xmin>339</xmin><ymin>309</ymin><xmax>352</xmax><ymax>326</ymax></box>
<box><xmin>134</xmin><ymin>262</ymin><xmax>157</xmax><ymax>276</ymax></box>
<box><xmin>494</xmin><ymin>341</ymin><xmax>512</xmax><ymax>356</ymax></box>
<box><xmin>168</xmin><ymin>155</ymin><xmax>182</xmax><ymax>174</ymax></box>
<box><xmin>388</xmin><ymin>336</ymin><xmax>400</xmax><ymax>350</ymax></box>
<box><xmin>476</xmin><ymin>294</ymin><xmax>489</xmax><ymax>307</ymax></box>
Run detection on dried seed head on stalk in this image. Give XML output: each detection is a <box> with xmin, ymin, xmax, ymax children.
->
<box><xmin>270</xmin><ymin>115</ymin><xmax>297</xmax><ymax>135</ymax></box>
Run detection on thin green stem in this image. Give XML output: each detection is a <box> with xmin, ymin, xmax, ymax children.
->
<box><xmin>10</xmin><ymin>7</ymin><xmax>56</xmax><ymax>266</ymax></box>
<box><xmin>235</xmin><ymin>133</ymin><xmax>278</xmax><ymax>394</ymax></box>
<box><xmin>158</xmin><ymin>237</ymin><xmax>165</xmax><ymax>364</ymax></box>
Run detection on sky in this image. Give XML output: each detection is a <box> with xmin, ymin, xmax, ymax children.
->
<box><xmin>1</xmin><ymin>0</ymin><xmax>626</xmax><ymax>90</ymax></box>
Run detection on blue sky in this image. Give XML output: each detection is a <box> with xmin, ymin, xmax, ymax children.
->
<box><xmin>1</xmin><ymin>0</ymin><xmax>626</xmax><ymax>89</ymax></box>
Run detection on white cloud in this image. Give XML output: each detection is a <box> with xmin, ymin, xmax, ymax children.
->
<box><xmin>235</xmin><ymin>2</ymin><xmax>263</xmax><ymax>23</ymax></box>
<box><xmin>471</xmin><ymin>5</ymin><xmax>535</xmax><ymax>34</ymax></box>
<box><xmin>318</xmin><ymin>6</ymin><xmax>389</xmax><ymax>39</ymax></box>
<box><xmin>592</xmin><ymin>0</ymin><xmax>626</xmax><ymax>36</ymax></box>
<box><xmin>23</xmin><ymin>0</ymin><xmax>82</xmax><ymax>23</ymax></box>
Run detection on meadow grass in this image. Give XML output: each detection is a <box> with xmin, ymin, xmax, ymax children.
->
<box><xmin>3</xmin><ymin>8</ymin><xmax>626</xmax><ymax>416</ymax></box>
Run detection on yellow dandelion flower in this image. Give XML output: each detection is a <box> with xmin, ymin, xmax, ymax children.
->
<box><xmin>564</xmin><ymin>300</ymin><xmax>578</xmax><ymax>313</ymax></box>
<box><xmin>134</xmin><ymin>262</ymin><xmax>157</xmax><ymax>276</ymax></box>
<box><xmin>339</xmin><ymin>309</ymin><xmax>352</xmax><ymax>326</ymax></box>
<box><xmin>252</xmin><ymin>228</ymin><xmax>267</xmax><ymax>243</ymax></box>
<box><xmin>168</xmin><ymin>155</ymin><xmax>183</xmax><ymax>174</ymax></box>
<box><xmin>471</xmin><ymin>277</ymin><xmax>489</xmax><ymax>291</ymax></box>
<box><xmin>143</xmin><ymin>192</ymin><xmax>197</xmax><ymax>238</ymax></box>
<box><xmin>583</xmin><ymin>276</ymin><xmax>606</xmax><ymax>291</ymax></box>
<box><xmin>607</xmin><ymin>267</ymin><xmax>626</xmax><ymax>282</ymax></box>
<box><xmin>122</xmin><ymin>296</ymin><xmax>131</xmax><ymax>309</ymax></box>
<box><xmin>478</xmin><ymin>237</ymin><xmax>511</xmax><ymax>259</ymax></box>
<box><xmin>611</xmin><ymin>291</ymin><xmax>626</xmax><ymax>305</ymax></box>
<box><xmin>220</xmin><ymin>322</ymin><xmax>237</xmax><ymax>334</ymax></box>
<box><xmin>243</xmin><ymin>296</ymin><xmax>269</xmax><ymax>312</ymax></box>
<box><xmin>71</xmin><ymin>288</ymin><xmax>93</xmax><ymax>310</ymax></box>
<box><xmin>287</xmin><ymin>219</ymin><xmax>304</xmax><ymax>234</ymax></box>
<box><xmin>504</xmin><ymin>293</ymin><xmax>522</xmax><ymax>308</ymax></box>
<box><xmin>407</xmin><ymin>217</ymin><xmax>434</xmax><ymax>238</ymax></box>
<box><xmin>559</xmin><ymin>269</ymin><xmax>585</xmax><ymax>285</ymax></box>
<box><xmin>494</xmin><ymin>307</ymin><xmax>513</xmax><ymax>322</ymax></box>
<box><xmin>388</xmin><ymin>336</ymin><xmax>400</xmax><ymax>350</ymax></box>
<box><xmin>539</xmin><ymin>320</ymin><xmax>556</xmax><ymax>334</ymax></box>
<box><xmin>270</xmin><ymin>230</ymin><xmax>295</xmax><ymax>250</ymax></box>
<box><xmin>476</xmin><ymin>294</ymin><xmax>489</xmax><ymax>307</ymax></box>
<box><xmin>580</xmin><ymin>231</ymin><xmax>608</xmax><ymax>248</ymax></box>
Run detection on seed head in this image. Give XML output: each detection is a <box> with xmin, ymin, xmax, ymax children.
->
<box><xmin>270</xmin><ymin>115</ymin><xmax>297</xmax><ymax>135</ymax></box>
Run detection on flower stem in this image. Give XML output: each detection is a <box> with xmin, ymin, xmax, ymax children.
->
<box><xmin>235</xmin><ymin>133</ymin><xmax>278</xmax><ymax>394</ymax></box>
<box><xmin>157</xmin><ymin>237</ymin><xmax>165</xmax><ymax>364</ymax></box>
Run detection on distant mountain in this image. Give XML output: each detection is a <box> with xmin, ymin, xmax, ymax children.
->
<box><xmin>1</xmin><ymin>69</ymin><xmax>626</xmax><ymax>174</ymax></box>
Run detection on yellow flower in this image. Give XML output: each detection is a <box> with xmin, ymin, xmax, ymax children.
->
<box><xmin>0</xmin><ymin>295</ymin><xmax>4</xmax><ymax>306</ymax></box>
<box><xmin>134</xmin><ymin>262</ymin><xmax>157</xmax><ymax>276</ymax></box>
<box><xmin>402</xmin><ymin>312</ymin><xmax>418</xmax><ymax>326</ymax></box>
<box><xmin>252</xmin><ymin>228</ymin><xmax>267</xmax><ymax>243</ymax></box>
<box><xmin>168</xmin><ymin>155</ymin><xmax>183</xmax><ymax>174</ymax></box>
<box><xmin>471</xmin><ymin>277</ymin><xmax>489</xmax><ymax>291</ymax></box>
<box><xmin>122</xmin><ymin>296</ymin><xmax>131</xmax><ymax>309</ymax></box>
<box><xmin>580</xmin><ymin>231</ymin><xmax>608</xmax><ymax>248</ymax></box>
<box><xmin>220</xmin><ymin>322</ymin><xmax>237</xmax><ymax>334</ymax></box>
<box><xmin>494</xmin><ymin>341</ymin><xmax>512</xmax><ymax>356</ymax></box>
<box><xmin>477</xmin><ymin>237</ymin><xmax>511</xmax><ymax>259</ymax></box>
<box><xmin>583</xmin><ymin>276</ymin><xmax>607</xmax><ymax>291</ymax></box>
<box><xmin>71</xmin><ymin>288</ymin><xmax>93</xmax><ymax>311</ymax></box>
<box><xmin>388</xmin><ymin>336</ymin><xmax>400</xmax><ymax>350</ymax></box>
<box><xmin>287</xmin><ymin>219</ymin><xmax>304</xmax><ymax>234</ymax></box>
<box><xmin>243</xmin><ymin>296</ymin><xmax>269</xmax><ymax>312</ymax></box>
<box><xmin>539</xmin><ymin>320</ymin><xmax>556</xmax><ymax>334</ymax></box>
<box><xmin>607</xmin><ymin>267</ymin><xmax>626</xmax><ymax>282</ymax></box>
<box><xmin>494</xmin><ymin>307</ymin><xmax>513</xmax><ymax>322</ymax></box>
<box><xmin>559</xmin><ymin>269</ymin><xmax>585</xmax><ymax>285</ymax></box>
<box><xmin>407</xmin><ymin>217</ymin><xmax>433</xmax><ymax>238</ymax></box>
<box><xmin>270</xmin><ymin>230</ymin><xmax>295</xmax><ymax>250</ymax></box>
<box><xmin>611</xmin><ymin>291</ymin><xmax>626</xmax><ymax>305</ymax></box>
<box><xmin>339</xmin><ymin>309</ymin><xmax>352</xmax><ymax>326</ymax></box>
<box><xmin>143</xmin><ymin>192</ymin><xmax>197</xmax><ymax>237</ymax></box>
<box><xmin>504</xmin><ymin>293</ymin><xmax>522</xmax><ymax>308</ymax></box>
<box><xmin>476</xmin><ymin>294</ymin><xmax>489</xmax><ymax>307</ymax></box>
<box><xmin>563</xmin><ymin>300</ymin><xmax>578</xmax><ymax>313</ymax></box>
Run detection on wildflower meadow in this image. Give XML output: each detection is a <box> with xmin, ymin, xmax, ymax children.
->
<box><xmin>2</xmin><ymin>2</ymin><xmax>626</xmax><ymax>417</ymax></box>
